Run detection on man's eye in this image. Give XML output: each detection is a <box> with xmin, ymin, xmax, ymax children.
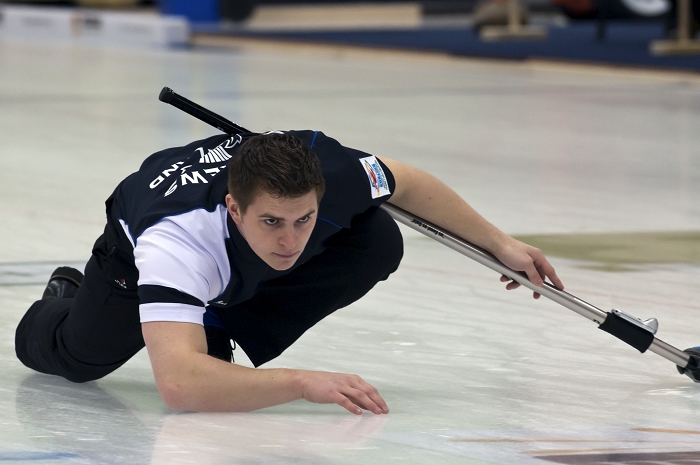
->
<box><xmin>298</xmin><ymin>216</ymin><xmax>310</xmax><ymax>223</ymax></box>
<box><xmin>264</xmin><ymin>219</ymin><xmax>278</xmax><ymax>225</ymax></box>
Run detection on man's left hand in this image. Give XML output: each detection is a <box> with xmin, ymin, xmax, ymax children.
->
<box><xmin>495</xmin><ymin>239</ymin><xmax>564</xmax><ymax>299</ymax></box>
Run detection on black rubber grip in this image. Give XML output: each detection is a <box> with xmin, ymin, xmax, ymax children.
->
<box><xmin>159</xmin><ymin>86</ymin><xmax>175</xmax><ymax>103</ymax></box>
<box><xmin>157</xmin><ymin>86</ymin><xmax>252</xmax><ymax>136</ymax></box>
<box><xmin>598</xmin><ymin>311</ymin><xmax>655</xmax><ymax>353</ymax></box>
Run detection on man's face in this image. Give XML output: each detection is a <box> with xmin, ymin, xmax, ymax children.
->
<box><xmin>226</xmin><ymin>190</ymin><xmax>318</xmax><ymax>271</ymax></box>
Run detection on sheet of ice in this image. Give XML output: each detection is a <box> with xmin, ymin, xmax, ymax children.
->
<box><xmin>1</xmin><ymin>39</ymin><xmax>700</xmax><ymax>464</ymax></box>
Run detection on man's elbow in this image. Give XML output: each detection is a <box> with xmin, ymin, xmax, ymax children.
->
<box><xmin>153</xmin><ymin>368</ymin><xmax>208</xmax><ymax>411</ymax></box>
<box><xmin>156</xmin><ymin>378</ymin><xmax>195</xmax><ymax>410</ymax></box>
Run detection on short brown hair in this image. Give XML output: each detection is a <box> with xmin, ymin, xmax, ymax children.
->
<box><xmin>228</xmin><ymin>133</ymin><xmax>326</xmax><ymax>213</ymax></box>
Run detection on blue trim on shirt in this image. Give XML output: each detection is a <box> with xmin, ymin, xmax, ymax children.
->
<box><xmin>203</xmin><ymin>307</ymin><xmax>226</xmax><ymax>329</ymax></box>
<box><xmin>309</xmin><ymin>131</ymin><xmax>318</xmax><ymax>149</ymax></box>
<box><xmin>318</xmin><ymin>217</ymin><xmax>341</xmax><ymax>229</ymax></box>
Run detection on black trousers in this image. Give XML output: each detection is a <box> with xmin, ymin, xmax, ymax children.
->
<box><xmin>15</xmin><ymin>207</ymin><xmax>403</xmax><ymax>383</ymax></box>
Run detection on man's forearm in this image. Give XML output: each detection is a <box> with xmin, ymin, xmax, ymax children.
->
<box><xmin>143</xmin><ymin>321</ymin><xmax>389</xmax><ymax>414</ymax></box>
<box><xmin>385</xmin><ymin>162</ymin><xmax>510</xmax><ymax>255</ymax></box>
<box><xmin>153</xmin><ymin>351</ymin><xmax>303</xmax><ymax>412</ymax></box>
<box><xmin>380</xmin><ymin>157</ymin><xmax>565</xmax><ymax>293</ymax></box>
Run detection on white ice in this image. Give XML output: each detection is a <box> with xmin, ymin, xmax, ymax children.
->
<box><xmin>1</xmin><ymin>38</ymin><xmax>700</xmax><ymax>464</ymax></box>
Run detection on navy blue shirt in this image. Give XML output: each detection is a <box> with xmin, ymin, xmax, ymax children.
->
<box><xmin>108</xmin><ymin>130</ymin><xmax>395</xmax><ymax>325</ymax></box>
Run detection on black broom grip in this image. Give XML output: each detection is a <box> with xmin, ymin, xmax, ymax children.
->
<box><xmin>158</xmin><ymin>87</ymin><xmax>253</xmax><ymax>136</ymax></box>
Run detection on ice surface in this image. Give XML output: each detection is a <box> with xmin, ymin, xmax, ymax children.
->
<box><xmin>1</xmin><ymin>38</ymin><xmax>700</xmax><ymax>464</ymax></box>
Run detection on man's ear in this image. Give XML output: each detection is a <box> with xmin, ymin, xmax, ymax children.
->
<box><xmin>225</xmin><ymin>194</ymin><xmax>243</xmax><ymax>225</ymax></box>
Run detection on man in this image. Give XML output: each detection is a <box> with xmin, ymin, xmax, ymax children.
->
<box><xmin>16</xmin><ymin>130</ymin><xmax>563</xmax><ymax>415</ymax></box>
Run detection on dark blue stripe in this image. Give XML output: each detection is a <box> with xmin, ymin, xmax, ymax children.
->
<box><xmin>203</xmin><ymin>307</ymin><xmax>226</xmax><ymax>329</ymax></box>
<box><xmin>309</xmin><ymin>131</ymin><xmax>318</xmax><ymax>149</ymax></box>
<box><xmin>318</xmin><ymin>217</ymin><xmax>341</xmax><ymax>229</ymax></box>
<box><xmin>138</xmin><ymin>285</ymin><xmax>204</xmax><ymax>307</ymax></box>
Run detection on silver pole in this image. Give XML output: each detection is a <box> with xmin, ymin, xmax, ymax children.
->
<box><xmin>380</xmin><ymin>203</ymin><xmax>692</xmax><ymax>368</ymax></box>
<box><xmin>649</xmin><ymin>339</ymin><xmax>690</xmax><ymax>367</ymax></box>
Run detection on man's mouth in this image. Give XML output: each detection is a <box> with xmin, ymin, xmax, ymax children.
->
<box><xmin>274</xmin><ymin>251</ymin><xmax>298</xmax><ymax>259</ymax></box>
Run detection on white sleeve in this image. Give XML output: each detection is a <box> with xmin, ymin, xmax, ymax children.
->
<box><xmin>133</xmin><ymin>206</ymin><xmax>231</xmax><ymax>325</ymax></box>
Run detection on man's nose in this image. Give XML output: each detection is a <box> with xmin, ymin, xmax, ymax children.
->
<box><xmin>279</xmin><ymin>227</ymin><xmax>298</xmax><ymax>250</ymax></box>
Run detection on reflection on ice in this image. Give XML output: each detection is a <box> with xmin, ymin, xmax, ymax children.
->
<box><xmin>13</xmin><ymin>374</ymin><xmax>388</xmax><ymax>464</ymax></box>
<box><xmin>15</xmin><ymin>375</ymin><xmax>156</xmax><ymax>465</ymax></box>
<box><xmin>151</xmin><ymin>411</ymin><xmax>387</xmax><ymax>464</ymax></box>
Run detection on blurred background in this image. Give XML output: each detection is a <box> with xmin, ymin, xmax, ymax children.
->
<box><xmin>0</xmin><ymin>0</ymin><xmax>698</xmax><ymax>68</ymax></box>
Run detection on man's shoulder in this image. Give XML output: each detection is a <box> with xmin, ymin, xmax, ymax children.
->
<box><xmin>138</xmin><ymin>133</ymin><xmax>242</xmax><ymax>180</ymax></box>
<box><xmin>111</xmin><ymin>133</ymin><xmax>246</xmax><ymax>240</ymax></box>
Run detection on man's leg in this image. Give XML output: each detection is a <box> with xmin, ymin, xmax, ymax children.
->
<box><xmin>215</xmin><ymin>207</ymin><xmax>404</xmax><ymax>367</ymax></box>
<box><xmin>15</xmin><ymin>233</ymin><xmax>143</xmax><ymax>383</ymax></box>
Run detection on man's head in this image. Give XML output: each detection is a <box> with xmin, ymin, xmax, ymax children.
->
<box><xmin>225</xmin><ymin>133</ymin><xmax>326</xmax><ymax>270</ymax></box>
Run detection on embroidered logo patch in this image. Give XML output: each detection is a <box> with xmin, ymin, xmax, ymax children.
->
<box><xmin>360</xmin><ymin>156</ymin><xmax>391</xmax><ymax>199</ymax></box>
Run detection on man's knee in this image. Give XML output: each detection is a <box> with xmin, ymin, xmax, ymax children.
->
<box><xmin>16</xmin><ymin>306</ymin><xmax>124</xmax><ymax>384</ymax></box>
<box><xmin>14</xmin><ymin>260</ymin><xmax>141</xmax><ymax>384</ymax></box>
<box><xmin>15</xmin><ymin>304</ymin><xmax>97</xmax><ymax>383</ymax></box>
<box><xmin>15</xmin><ymin>298</ymin><xmax>69</xmax><ymax>374</ymax></box>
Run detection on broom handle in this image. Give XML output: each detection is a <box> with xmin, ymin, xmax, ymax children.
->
<box><xmin>380</xmin><ymin>203</ymin><xmax>691</xmax><ymax>368</ymax></box>
<box><xmin>157</xmin><ymin>86</ymin><xmax>693</xmax><ymax>371</ymax></box>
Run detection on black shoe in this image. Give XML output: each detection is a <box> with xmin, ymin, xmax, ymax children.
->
<box><xmin>204</xmin><ymin>325</ymin><xmax>234</xmax><ymax>363</ymax></box>
<box><xmin>42</xmin><ymin>266</ymin><xmax>84</xmax><ymax>300</ymax></box>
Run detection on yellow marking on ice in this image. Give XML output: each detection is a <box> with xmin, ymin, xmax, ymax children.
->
<box><xmin>449</xmin><ymin>439</ymin><xmax>649</xmax><ymax>443</ymax></box>
<box><xmin>513</xmin><ymin>231</ymin><xmax>700</xmax><ymax>271</ymax></box>
<box><xmin>525</xmin><ymin>447</ymin><xmax>660</xmax><ymax>455</ymax></box>
<box><xmin>631</xmin><ymin>427</ymin><xmax>700</xmax><ymax>435</ymax></box>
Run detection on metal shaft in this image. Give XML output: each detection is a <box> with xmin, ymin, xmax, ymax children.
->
<box><xmin>649</xmin><ymin>339</ymin><xmax>690</xmax><ymax>367</ymax></box>
<box><xmin>380</xmin><ymin>202</ymin><xmax>692</xmax><ymax>368</ymax></box>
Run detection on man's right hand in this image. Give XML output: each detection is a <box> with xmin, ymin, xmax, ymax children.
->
<box><xmin>142</xmin><ymin>321</ymin><xmax>389</xmax><ymax>414</ymax></box>
<box><xmin>297</xmin><ymin>370</ymin><xmax>389</xmax><ymax>415</ymax></box>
